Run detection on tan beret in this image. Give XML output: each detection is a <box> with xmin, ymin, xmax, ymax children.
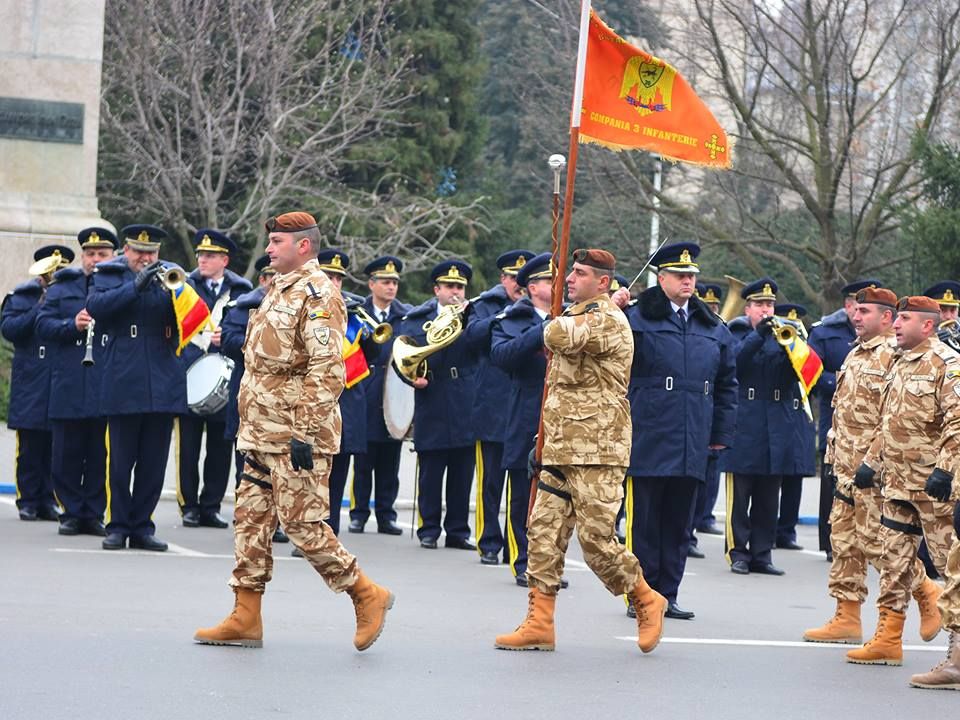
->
<box><xmin>573</xmin><ymin>248</ymin><xmax>616</xmax><ymax>272</ymax></box>
<box><xmin>896</xmin><ymin>295</ymin><xmax>942</xmax><ymax>314</ymax></box>
<box><xmin>856</xmin><ymin>287</ymin><xmax>898</xmax><ymax>308</ymax></box>
<box><xmin>265</xmin><ymin>212</ymin><xmax>318</xmax><ymax>233</ymax></box>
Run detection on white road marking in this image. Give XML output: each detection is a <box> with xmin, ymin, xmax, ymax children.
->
<box><xmin>0</xmin><ymin>497</ymin><xmax>16</xmax><ymax>506</ymax></box>
<box><xmin>51</xmin><ymin>548</ymin><xmax>301</xmax><ymax>561</ymax></box>
<box><xmin>615</xmin><ymin>636</ymin><xmax>947</xmax><ymax>652</ymax></box>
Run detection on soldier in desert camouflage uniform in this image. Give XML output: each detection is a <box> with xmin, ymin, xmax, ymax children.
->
<box><xmin>846</xmin><ymin>295</ymin><xmax>960</xmax><ymax>669</ymax></box>
<box><xmin>494</xmin><ymin>248</ymin><xmax>667</xmax><ymax>654</ymax></box>
<box><xmin>804</xmin><ymin>288</ymin><xmax>941</xmax><ymax>646</ymax></box>
<box><xmin>194</xmin><ymin>212</ymin><xmax>394</xmax><ymax>652</ymax></box>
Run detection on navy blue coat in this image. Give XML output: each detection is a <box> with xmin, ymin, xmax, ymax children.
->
<box><xmin>358</xmin><ymin>296</ymin><xmax>411</xmax><ymax>442</ymax></box>
<box><xmin>86</xmin><ymin>258</ymin><xmax>187</xmax><ymax>416</ymax></box>
<box><xmin>220</xmin><ymin>287</ymin><xmax>265</xmax><ymax>440</ymax></box>
<box><xmin>489</xmin><ymin>297</ymin><xmax>548</xmax><ymax>470</ymax></box>
<box><xmin>1</xmin><ymin>279</ymin><xmax>52</xmax><ymax>430</ymax></box>
<box><xmin>720</xmin><ymin>317</ymin><xmax>811</xmax><ymax>475</ymax></box>
<box><xmin>337</xmin><ymin>290</ymin><xmax>377</xmax><ymax>456</ymax></box>
<box><xmin>179</xmin><ymin>269</ymin><xmax>252</xmax><ymax>421</ymax></box>
<box><xmin>400</xmin><ymin>298</ymin><xmax>477</xmax><ymax>451</ymax></box>
<box><xmin>35</xmin><ymin>268</ymin><xmax>107</xmax><ymax>420</ymax></box>
<box><xmin>625</xmin><ymin>288</ymin><xmax>738</xmax><ymax>480</ymax></box>
<box><xmin>464</xmin><ymin>284</ymin><xmax>513</xmax><ymax>443</ymax></box>
<box><xmin>807</xmin><ymin>308</ymin><xmax>854</xmax><ymax>450</ymax></box>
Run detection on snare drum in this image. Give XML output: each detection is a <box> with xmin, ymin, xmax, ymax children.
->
<box><xmin>186</xmin><ymin>354</ymin><xmax>235</xmax><ymax>416</ymax></box>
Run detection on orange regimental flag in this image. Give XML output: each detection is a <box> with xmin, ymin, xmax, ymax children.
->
<box><xmin>171</xmin><ymin>283</ymin><xmax>212</xmax><ymax>356</ymax></box>
<box><xmin>579</xmin><ymin>11</ymin><xmax>731</xmax><ymax>167</ymax></box>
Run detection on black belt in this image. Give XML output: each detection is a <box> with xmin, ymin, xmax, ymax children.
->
<box><xmin>880</xmin><ymin>515</ymin><xmax>923</xmax><ymax>536</ymax></box>
<box><xmin>743</xmin><ymin>387</ymin><xmax>798</xmax><ymax>406</ymax></box>
<box><xmin>425</xmin><ymin>367</ymin><xmax>462</xmax><ymax>381</ymax></box>
<box><xmin>833</xmin><ymin>488</ymin><xmax>854</xmax><ymax>506</ymax></box>
<box><xmin>630</xmin><ymin>376</ymin><xmax>712</xmax><ymax>395</ymax></box>
<box><xmin>538</xmin><ymin>466</ymin><xmax>572</xmax><ymax>502</ymax></box>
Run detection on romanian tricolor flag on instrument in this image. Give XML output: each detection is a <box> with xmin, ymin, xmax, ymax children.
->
<box><xmin>342</xmin><ymin>314</ymin><xmax>370</xmax><ymax>389</ymax></box>
<box><xmin>782</xmin><ymin>335</ymin><xmax>823</xmax><ymax>399</ymax></box>
<box><xmin>171</xmin><ymin>283</ymin><xmax>212</xmax><ymax>356</ymax></box>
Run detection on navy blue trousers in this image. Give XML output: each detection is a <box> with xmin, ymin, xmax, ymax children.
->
<box><xmin>777</xmin><ymin>475</ymin><xmax>803</xmax><ymax>544</ymax></box>
<box><xmin>175</xmin><ymin>415</ymin><xmax>232</xmax><ymax>515</ymax></box>
<box><xmin>726</xmin><ymin>473</ymin><xmax>781</xmax><ymax>566</ymax></box>
<box><xmin>475</xmin><ymin>440</ymin><xmax>506</xmax><ymax>556</ymax></box>
<box><xmin>51</xmin><ymin>418</ymin><xmax>106</xmax><ymax>521</ymax></box>
<box><xmin>350</xmin><ymin>440</ymin><xmax>401</xmax><ymax>526</ymax></box>
<box><xmin>505</xmin><ymin>468</ymin><xmax>531</xmax><ymax>577</ymax></box>
<box><xmin>416</xmin><ymin>447</ymin><xmax>474</xmax><ymax>543</ymax></box>
<box><xmin>105</xmin><ymin>414</ymin><xmax>173</xmax><ymax>537</ymax></box>
<box><xmin>327</xmin><ymin>452</ymin><xmax>351</xmax><ymax>535</ymax></box>
<box><xmin>627</xmin><ymin>475</ymin><xmax>698</xmax><ymax>603</ymax></box>
<box><xmin>695</xmin><ymin>453</ymin><xmax>721</xmax><ymax>530</ymax></box>
<box><xmin>14</xmin><ymin>429</ymin><xmax>53</xmax><ymax>511</ymax></box>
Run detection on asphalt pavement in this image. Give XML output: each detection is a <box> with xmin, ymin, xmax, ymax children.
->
<box><xmin>1</xmin><ymin>428</ymin><xmax>957</xmax><ymax>718</ymax></box>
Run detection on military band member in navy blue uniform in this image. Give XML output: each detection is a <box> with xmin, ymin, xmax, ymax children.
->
<box><xmin>618</xmin><ymin>244</ymin><xmax>737</xmax><ymax>618</ymax></box>
<box><xmin>350</xmin><ymin>256</ymin><xmax>410</xmax><ymax>535</ymax></box>
<box><xmin>402</xmin><ymin>259</ymin><xmax>477</xmax><ymax>550</ymax></box>
<box><xmin>464</xmin><ymin>249</ymin><xmax>534</xmax><ymax>564</ymax></box>
<box><xmin>773</xmin><ymin>303</ymin><xmax>816</xmax><ymax>551</ymax></box>
<box><xmin>313</xmin><ymin>249</ymin><xmax>374</xmax><ymax>535</ymax></box>
<box><xmin>722</xmin><ymin>278</ymin><xmax>809</xmax><ymax>575</ymax></box>
<box><xmin>2</xmin><ymin>245</ymin><xmax>74</xmax><ymax>522</ymax></box>
<box><xmin>36</xmin><ymin>229</ymin><xmax>117</xmax><ymax>535</ymax></box>
<box><xmin>220</xmin><ymin>255</ymin><xmax>287</xmax><ymax>545</ymax></box>
<box><xmin>924</xmin><ymin>280</ymin><xmax>960</xmax><ymax>333</ymax></box>
<box><xmin>489</xmin><ymin>252</ymin><xmax>554</xmax><ymax>584</ymax></box>
<box><xmin>87</xmin><ymin>225</ymin><xmax>187</xmax><ymax>551</ymax></box>
<box><xmin>808</xmin><ymin>279</ymin><xmax>878</xmax><ymax>558</ymax></box>
<box><xmin>176</xmin><ymin>230</ymin><xmax>252</xmax><ymax>529</ymax></box>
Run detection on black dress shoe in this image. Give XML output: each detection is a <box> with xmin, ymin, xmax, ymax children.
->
<box><xmin>377</xmin><ymin>521</ymin><xmax>403</xmax><ymax>535</ymax></box>
<box><xmin>825</xmin><ymin>550</ymin><xmax>834</xmax><ymax>562</ymax></box>
<box><xmin>480</xmin><ymin>551</ymin><xmax>499</xmax><ymax>565</ymax></box>
<box><xmin>182</xmin><ymin>509</ymin><xmax>200</xmax><ymax>527</ymax></box>
<box><xmin>697</xmin><ymin>523</ymin><xmax>724</xmax><ymax>536</ymax></box>
<box><xmin>37</xmin><ymin>504</ymin><xmax>61</xmax><ymax>521</ymax></box>
<box><xmin>102</xmin><ymin>533</ymin><xmax>126</xmax><ymax>550</ymax></box>
<box><xmin>291</xmin><ymin>546</ymin><xmax>304</xmax><ymax>558</ymax></box>
<box><xmin>81</xmin><ymin>519</ymin><xmax>107</xmax><ymax>537</ymax></box>
<box><xmin>58</xmin><ymin>518</ymin><xmax>81</xmax><ymax>536</ymax></box>
<box><xmin>199</xmin><ymin>512</ymin><xmax>229</xmax><ymax>529</ymax></box>
<box><xmin>687</xmin><ymin>545</ymin><xmax>705</xmax><ymax>559</ymax></box>
<box><xmin>18</xmin><ymin>507</ymin><xmax>37</xmax><ymax>521</ymax></box>
<box><xmin>129</xmin><ymin>535</ymin><xmax>168</xmax><ymax>552</ymax></box>
<box><xmin>273</xmin><ymin>526</ymin><xmax>290</xmax><ymax>543</ymax></box>
<box><xmin>731</xmin><ymin>559</ymin><xmax>750</xmax><ymax>575</ymax></box>
<box><xmin>348</xmin><ymin>519</ymin><xmax>365</xmax><ymax>533</ymax></box>
<box><xmin>749</xmin><ymin>562</ymin><xmax>785</xmax><ymax>576</ymax></box>
<box><xmin>420</xmin><ymin>537</ymin><xmax>438</xmax><ymax>549</ymax></box>
<box><xmin>445</xmin><ymin>537</ymin><xmax>477</xmax><ymax>551</ymax></box>
<box><xmin>665</xmin><ymin>602</ymin><xmax>696</xmax><ymax>620</ymax></box>
<box><xmin>776</xmin><ymin>539</ymin><xmax>804</xmax><ymax>550</ymax></box>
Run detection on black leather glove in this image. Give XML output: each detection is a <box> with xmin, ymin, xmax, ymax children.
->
<box><xmin>134</xmin><ymin>261</ymin><xmax>162</xmax><ymax>292</ymax></box>
<box><xmin>924</xmin><ymin>467</ymin><xmax>953</xmax><ymax>502</ymax></box>
<box><xmin>824</xmin><ymin>463</ymin><xmax>837</xmax><ymax>484</ymax></box>
<box><xmin>290</xmin><ymin>439</ymin><xmax>314</xmax><ymax>472</ymax></box>
<box><xmin>527</xmin><ymin>445</ymin><xmax>541</xmax><ymax>481</ymax></box>
<box><xmin>954</xmin><ymin>502</ymin><xmax>960</xmax><ymax>536</ymax></box>
<box><xmin>853</xmin><ymin>463</ymin><xmax>876</xmax><ymax>489</ymax></box>
<box><xmin>756</xmin><ymin>316</ymin><xmax>775</xmax><ymax>337</ymax></box>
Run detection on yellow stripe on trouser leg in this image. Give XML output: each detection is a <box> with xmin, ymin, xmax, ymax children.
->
<box><xmin>724</xmin><ymin>472</ymin><xmax>734</xmax><ymax>565</ymax></box>
<box><xmin>415</xmin><ymin>454</ymin><xmax>423</xmax><ymax>530</ymax></box>
<box><xmin>474</xmin><ymin>441</ymin><xmax>484</xmax><ymax>551</ymax></box>
<box><xmin>13</xmin><ymin>430</ymin><xmax>21</xmax><ymax>500</ymax></box>
<box><xmin>174</xmin><ymin>417</ymin><xmax>184</xmax><ymax>508</ymax></box>
<box><xmin>506</xmin><ymin>473</ymin><xmax>519</xmax><ymax>575</ymax></box>
<box><xmin>623</xmin><ymin>476</ymin><xmax>634</xmax><ymax>608</ymax></box>
<box><xmin>104</xmin><ymin>425</ymin><xmax>112</xmax><ymax>525</ymax></box>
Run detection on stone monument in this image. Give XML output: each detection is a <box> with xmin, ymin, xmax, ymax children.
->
<box><xmin>0</xmin><ymin>0</ymin><xmax>112</xmax><ymax>297</ymax></box>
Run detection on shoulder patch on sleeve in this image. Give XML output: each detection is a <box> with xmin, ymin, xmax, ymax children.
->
<box><xmin>314</xmin><ymin>327</ymin><xmax>330</xmax><ymax>345</ymax></box>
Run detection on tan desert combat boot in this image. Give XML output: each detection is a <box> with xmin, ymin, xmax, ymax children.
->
<box><xmin>346</xmin><ymin>571</ymin><xmax>395</xmax><ymax>651</ymax></box>
<box><xmin>193</xmin><ymin>588</ymin><xmax>263</xmax><ymax>648</ymax></box>
<box><xmin>912</xmin><ymin>578</ymin><xmax>943</xmax><ymax>642</ymax></box>
<box><xmin>803</xmin><ymin>600</ymin><xmax>862</xmax><ymax>644</ymax></box>
<box><xmin>494</xmin><ymin>588</ymin><xmax>556</xmax><ymax>651</ymax></box>
<box><xmin>630</xmin><ymin>577</ymin><xmax>668</xmax><ymax>654</ymax></box>
<box><xmin>846</xmin><ymin>606</ymin><xmax>905</xmax><ymax>665</ymax></box>
<box><xmin>910</xmin><ymin>631</ymin><xmax>960</xmax><ymax>690</ymax></box>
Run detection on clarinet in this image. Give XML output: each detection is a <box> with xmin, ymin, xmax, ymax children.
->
<box><xmin>82</xmin><ymin>318</ymin><xmax>96</xmax><ymax>367</ymax></box>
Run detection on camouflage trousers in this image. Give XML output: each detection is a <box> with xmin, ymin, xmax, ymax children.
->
<box><xmin>876</xmin><ymin>497</ymin><xmax>954</xmax><ymax>612</ymax></box>
<box><xmin>939</xmin><ymin>534</ymin><xmax>960</xmax><ymax>632</ymax></box>
<box><xmin>527</xmin><ymin>464</ymin><xmax>642</xmax><ymax>596</ymax></box>
<box><xmin>229</xmin><ymin>451</ymin><xmax>359</xmax><ymax>594</ymax></box>
<box><xmin>827</xmin><ymin>486</ymin><xmax>926</xmax><ymax>602</ymax></box>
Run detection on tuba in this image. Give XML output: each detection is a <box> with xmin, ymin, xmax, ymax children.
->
<box><xmin>719</xmin><ymin>275</ymin><xmax>746</xmax><ymax>322</ymax></box>
<box><xmin>391</xmin><ymin>302</ymin><xmax>467</xmax><ymax>384</ymax></box>
<box><xmin>29</xmin><ymin>252</ymin><xmax>67</xmax><ymax>286</ymax></box>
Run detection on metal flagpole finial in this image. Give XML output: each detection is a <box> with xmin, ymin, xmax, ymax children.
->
<box><xmin>548</xmin><ymin>154</ymin><xmax>566</xmax><ymax>194</ymax></box>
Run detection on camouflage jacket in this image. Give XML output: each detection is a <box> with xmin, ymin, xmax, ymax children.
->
<box><xmin>824</xmin><ymin>329</ymin><xmax>897</xmax><ymax>492</ymax></box>
<box><xmin>863</xmin><ymin>336</ymin><xmax>960</xmax><ymax>501</ymax></box>
<box><xmin>237</xmin><ymin>259</ymin><xmax>345</xmax><ymax>455</ymax></box>
<box><xmin>541</xmin><ymin>292</ymin><xmax>633</xmax><ymax>467</ymax></box>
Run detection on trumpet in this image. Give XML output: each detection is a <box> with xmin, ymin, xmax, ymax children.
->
<box><xmin>82</xmin><ymin>319</ymin><xmax>96</xmax><ymax>367</ymax></box>
<box><xmin>348</xmin><ymin>303</ymin><xmax>393</xmax><ymax>344</ymax></box>
<box><xmin>155</xmin><ymin>266</ymin><xmax>185</xmax><ymax>291</ymax></box>
<box><xmin>769</xmin><ymin>316</ymin><xmax>798</xmax><ymax>346</ymax></box>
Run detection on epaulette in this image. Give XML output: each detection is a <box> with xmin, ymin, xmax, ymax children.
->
<box><xmin>404</xmin><ymin>299</ymin><xmax>436</xmax><ymax>320</ymax></box>
<box><xmin>820</xmin><ymin>308</ymin><xmax>849</xmax><ymax>327</ymax></box>
<box><xmin>53</xmin><ymin>267</ymin><xmax>84</xmax><ymax>282</ymax></box>
<box><xmin>95</xmin><ymin>258</ymin><xmax>129</xmax><ymax>274</ymax></box>
<box><xmin>933</xmin><ymin>344</ymin><xmax>959</xmax><ymax>364</ymax></box>
<box><xmin>11</xmin><ymin>279</ymin><xmax>43</xmax><ymax>295</ymax></box>
<box><xmin>478</xmin><ymin>284</ymin><xmax>508</xmax><ymax>304</ymax></box>
<box><xmin>235</xmin><ymin>287</ymin><xmax>266</xmax><ymax>310</ymax></box>
<box><xmin>224</xmin><ymin>268</ymin><xmax>253</xmax><ymax>291</ymax></box>
<box><xmin>342</xmin><ymin>290</ymin><xmax>366</xmax><ymax>305</ymax></box>
<box><xmin>727</xmin><ymin>316</ymin><xmax>751</xmax><ymax>331</ymax></box>
<box><xmin>503</xmin><ymin>299</ymin><xmax>535</xmax><ymax>319</ymax></box>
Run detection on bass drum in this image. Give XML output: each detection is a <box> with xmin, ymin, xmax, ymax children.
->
<box><xmin>186</xmin><ymin>354</ymin><xmax>236</xmax><ymax>416</ymax></box>
<box><xmin>383</xmin><ymin>361</ymin><xmax>415</xmax><ymax>440</ymax></box>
